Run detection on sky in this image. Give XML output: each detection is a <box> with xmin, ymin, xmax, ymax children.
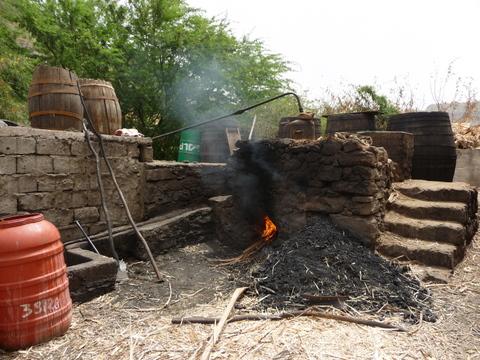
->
<box><xmin>187</xmin><ymin>0</ymin><xmax>480</xmax><ymax>108</ymax></box>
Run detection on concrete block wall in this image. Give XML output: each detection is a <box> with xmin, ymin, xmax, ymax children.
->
<box><xmin>454</xmin><ymin>149</ymin><xmax>480</xmax><ymax>187</ymax></box>
<box><xmin>0</xmin><ymin>127</ymin><xmax>153</xmax><ymax>241</ymax></box>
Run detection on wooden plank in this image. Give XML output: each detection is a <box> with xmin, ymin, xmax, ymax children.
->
<box><xmin>225</xmin><ymin>127</ymin><xmax>241</xmax><ymax>155</ymax></box>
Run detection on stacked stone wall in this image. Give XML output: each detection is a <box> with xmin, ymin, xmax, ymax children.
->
<box><xmin>228</xmin><ymin>134</ymin><xmax>392</xmax><ymax>247</ymax></box>
<box><xmin>143</xmin><ymin>161</ymin><xmax>226</xmax><ymax>218</ymax></box>
<box><xmin>359</xmin><ymin>131</ymin><xmax>414</xmax><ymax>182</ymax></box>
<box><xmin>1</xmin><ymin>127</ymin><xmax>390</xmax><ymax>249</ymax></box>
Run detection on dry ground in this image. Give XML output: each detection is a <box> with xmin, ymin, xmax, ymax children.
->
<box><xmin>2</xmin><ymin>235</ymin><xmax>480</xmax><ymax>360</ymax></box>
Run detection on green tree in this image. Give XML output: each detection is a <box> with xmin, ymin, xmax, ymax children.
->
<box><xmin>17</xmin><ymin>0</ymin><xmax>125</xmax><ymax>78</ymax></box>
<box><xmin>117</xmin><ymin>0</ymin><xmax>291</xmax><ymax>157</ymax></box>
<box><xmin>0</xmin><ymin>0</ymin><xmax>36</xmax><ymax>123</ymax></box>
<box><xmin>13</xmin><ymin>0</ymin><xmax>291</xmax><ymax>158</ymax></box>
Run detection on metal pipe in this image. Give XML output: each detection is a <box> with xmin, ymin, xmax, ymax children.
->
<box><xmin>74</xmin><ymin>220</ymin><xmax>100</xmax><ymax>254</ymax></box>
<box><xmin>151</xmin><ymin>92</ymin><xmax>303</xmax><ymax>140</ymax></box>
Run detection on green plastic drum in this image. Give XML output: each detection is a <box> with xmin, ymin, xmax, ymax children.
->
<box><xmin>177</xmin><ymin>129</ymin><xmax>201</xmax><ymax>162</ymax></box>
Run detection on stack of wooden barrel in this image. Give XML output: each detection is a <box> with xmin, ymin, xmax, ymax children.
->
<box><xmin>323</xmin><ymin>110</ymin><xmax>456</xmax><ymax>182</ymax></box>
<box><xmin>28</xmin><ymin>64</ymin><xmax>122</xmax><ymax>134</ymax></box>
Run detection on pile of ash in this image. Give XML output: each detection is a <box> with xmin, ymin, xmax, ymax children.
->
<box><xmin>249</xmin><ymin>215</ymin><xmax>435</xmax><ymax>323</ymax></box>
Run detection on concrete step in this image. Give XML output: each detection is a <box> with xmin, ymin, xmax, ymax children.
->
<box><xmin>393</xmin><ymin>179</ymin><xmax>476</xmax><ymax>203</ymax></box>
<box><xmin>80</xmin><ymin>207</ymin><xmax>213</xmax><ymax>259</ymax></box>
<box><xmin>376</xmin><ymin>232</ymin><xmax>462</xmax><ymax>269</ymax></box>
<box><xmin>384</xmin><ymin>211</ymin><xmax>465</xmax><ymax>246</ymax></box>
<box><xmin>66</xmin><ymin>248</ymin><xmax>118</xmax><ymax>303</ymax></box>
<box><xmin>389</xmin><ymin>194</ymin><xmax>467</xmax><ymax>223</ymax></box>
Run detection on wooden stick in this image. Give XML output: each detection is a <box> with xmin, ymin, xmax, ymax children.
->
<box><xmin>301</xmin><ymin>294</ymin><xmax>349</xmax><ymax>303</ymax></box>
<box><xmin>199</xmin><ymin>287</ymin><xmax>248</xmax><ymax>360</ymax></box>
<box><xmin>173</xmin><ymin>310</ymin><xmax>406</xmax><ymax>332</ymax></box>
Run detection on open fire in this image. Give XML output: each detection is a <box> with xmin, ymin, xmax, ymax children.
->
<box><xmin>261</xmin><ymin>216</ymin><xmax>277</xmax><ymax>243</ymax></box>
<box><xmin>218</xmin><ymin>215</ymin><xmax>277</xmax><ymax>265</ymax></box>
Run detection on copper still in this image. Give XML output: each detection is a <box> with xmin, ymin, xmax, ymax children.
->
<box><xmin>278</xmin><ymin>112</ymin><xmax>320</xmax><ymax>140</ymax></box>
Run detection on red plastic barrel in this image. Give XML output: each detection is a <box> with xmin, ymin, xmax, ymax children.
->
<box><xmin>0</xmin><ymin>214</ymin><xmax>72</xmax><ymax>350</ymax></box>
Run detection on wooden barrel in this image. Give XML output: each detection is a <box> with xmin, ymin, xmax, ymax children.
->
<box><xmin>326</xmin><ymin>111</ymin><xmax>377</xmax><ymax>134</ymax></box>
<box><xmin>200</xmin><ymin>118</ymin><xmax>238</xmax><ymax>163</ymax></box>
<box><xmin>79</xmin><ymin>79</ymin><xmax>122</xmax><ymax>135</ymax></box>
<box><xmin>387</xmin><ymin>112</ymin><xmax>457</xmax><ymax>182</ymax></box>
<box><xmin>0</xmin><ymin>214</ymin><xmax>72</xmax><ymax>350</ymax></box>
<box><xmin>28</xmin><ymin>65</ymin><xmax>83</xmax><ymax>131</ymax></box>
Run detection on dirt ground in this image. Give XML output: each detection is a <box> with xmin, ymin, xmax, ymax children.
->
<box><xmin>2</xmin><ymin>233</ymin><xmax>480</xmax><ymax>360</ymax></box>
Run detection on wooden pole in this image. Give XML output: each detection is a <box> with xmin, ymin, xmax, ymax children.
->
<box><xmin>173</xmin><ymin>310</ymin><xmax>406</xmax><ymax>332</ymax></box>
<box><xmin>199</xmin><ymin>287</ymin><xmax>248</xmax><ymax>360</ymax></box>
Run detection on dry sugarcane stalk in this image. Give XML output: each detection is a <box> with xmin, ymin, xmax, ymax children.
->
<box><xmin>172</xmin><ymin>310</ymin><xmax>406</xmax><ymax>332</ymax></box>
<box><xmin>215</xmin><ymin>239</ymin><xmax>267</xmax><ymax>266</ymax></box>
<box><xmin>198</xmin><ymin>287</ymin><xmax>248</xmax><ymax>360</ymax></box>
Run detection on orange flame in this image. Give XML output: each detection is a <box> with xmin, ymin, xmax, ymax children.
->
<box><xmin>261</xmin><ymin>216</ymin><xmax>277</xmax><ymax>242</ymax></box>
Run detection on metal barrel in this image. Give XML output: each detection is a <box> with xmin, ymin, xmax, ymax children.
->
<box><xmin>177</xmin><ymin>129</ymin><xmax>201</xmax><ymax>162</ymax></box>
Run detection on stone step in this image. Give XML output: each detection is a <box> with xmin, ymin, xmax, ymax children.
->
<box><xmin>393</xmin><ymin>179</ymin><xmax>476</xmax><ymax>203</ymax></box>
<box><xmin>409</xmin><ymin>264</ymin><xmax>452</xmax><ymax>284</ymax></box>
<box><xmin>384</xmin><ymin>211</ymin><xmax>465</xmax><ymax>245</ymax></box>
<box><xmin>376</xmin><ymin>232</ymin><xmax>462</xmax><ymax>269</ymax></box>
<box><xmin>389</xmin><ymin>194</ymin><xmax>467</xmax><ymax>223</ymax></box>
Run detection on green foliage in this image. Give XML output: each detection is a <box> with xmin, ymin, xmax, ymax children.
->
<box><xmin>17</xmin><ymin>0</ymin><xmax>125</xmax><ymax>78</ymax></box>
<box><xmin>319</xmin><ymin>85</ymin><xmax>401</xmax><ymax>130</ymax></box>
<box><xmin>0</xmin><ymin>0</ymin><xmax>36</xmax><ymax>123</ymax></box>
<box><xmin>2</xmin><ymin>0</ymin><xmax>291</xmax><ymax>158</ymax></box>
<box><xmin>356</xmin><ymin>86</ymin><xmax>399</xmax><ymax>115</ymax></box>
<box><xmin>356</xmin><ymin>85</ymin><xmax>399</xmax><ymax>130</ymax></box>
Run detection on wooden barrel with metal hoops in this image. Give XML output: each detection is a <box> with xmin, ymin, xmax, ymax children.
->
<box><xmin>326</xmin><ymin>111</ymin><xmax>377</xmax><ymax>134</ymax></box>
<box><xmin>200</xmin><ymin>118</ymin><xmax>239</xmax><ymax>163</ymax></box>
<box><xmin>79</xmin><ymin>79</ymin><xmax>122</xmax><ymax>135</ymax></box>
<box><xmin>387</xmin><ymin>111</ymin><xmax>457</xmax><ymax>182</ymax></box>
<box><xmin>28</xmin><ymin>65</ymin><xmax>84</xmax><ymax>131</ymax></box>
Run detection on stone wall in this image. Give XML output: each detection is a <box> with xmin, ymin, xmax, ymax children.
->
<box><xmin>143</xmin><ymin>161</ymin><xmax>226</xmax><ymax>218</ymax></box>
<box><xmin>227</xmin><ymin>134</ymin><xmax>392</xmax><ymax>247</ymax></box>
<box><xmin>1</xmin><ymin>127</ymin><xmax>391</xmax><ymax>250</ymax></box>
<box><xmin>1</xmin><ymin>126</ymin><xmax>229</xmax><ymax>244</ymax></box>
<box><xmin>0</xmin><ymin>127</ymin><xmax>152</xmax><ymax>241</ymax></box>
<box><xmin>359</xmin><ymin>131</ymin><xmax>414</xmax><ymax>182</ymax></box>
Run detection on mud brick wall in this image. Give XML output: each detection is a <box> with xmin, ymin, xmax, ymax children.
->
<box><xmin>228</xmin><ymin>134</ymin><xmax>392</xmax><ymax>247</ymax></box>
<box><xmin>359</xmin><ymin>131</ymin><xmax>414</xmax><ymax>182</ymax></box>
<box><xmin>143</xmin><ymin>161</ymin><xmax>227</xmax><ymax>218</ymax></box>
<box><xmin>0</xmin><ymin>127</ymin><xmax>152</xmax><ymax>241</ymax></box>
